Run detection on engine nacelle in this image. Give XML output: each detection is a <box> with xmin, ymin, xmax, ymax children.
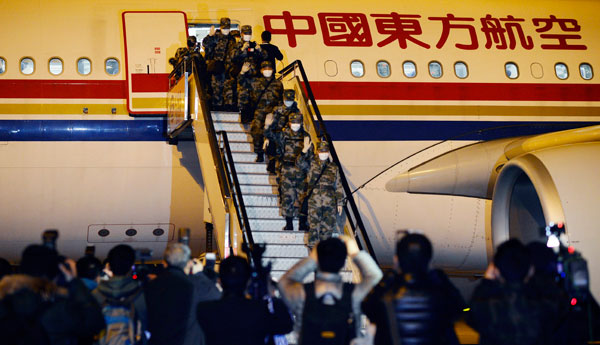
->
<box><xmin>491</xmin><ymin>142</ymin><xmax>600</xmax><ymax>299</ymax></box>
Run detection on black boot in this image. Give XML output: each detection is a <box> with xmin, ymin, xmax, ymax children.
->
<box><xmin>267</xmin><ymin>159</ymin><xmax>276</xmax><ymax>174</ymax></box>
<box><xmin>299</xmin><ymin>216</ymin><xmax>308</xmax><ymax>232</ymax></box>
<box><xmin>283</xmin><ymin>217</ymin><xmax>294</xmax><ymax>231</ymax></box>
<box><xmin>255</xmin><ymin>152</ymin><xmax>264</xmax><ymax>162</ymax></box>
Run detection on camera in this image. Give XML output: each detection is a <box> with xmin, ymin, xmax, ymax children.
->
<box><xmin>42</xmin><ymin>229</ymin><xmax>59</xmax><ymax>251</ymax></box>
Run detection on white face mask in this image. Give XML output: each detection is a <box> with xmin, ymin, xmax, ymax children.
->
<box><xmin>262</xmin><ymin>70</ymin><xmax>273</xmax><ymax>78</ymax></box>
<box><xmin>221</xmin><ymin>29</ymin><xmax>230</xmax><ymax>35</ymax></box>
<box><xmin>290</xmin><ymin>123</ymin><xmax>301</xmax><ymax>132</ymax></box>
<box><xmin>243</xmin><ymin>35</ymin><xmax>252</xmax><ymax>42</ymax></box>
<box><xmin>284</xmin><ymin>100</ymin><xmax>294</xmax><ymax>108</ymax></box>
<box><xmin>319</xmin><ymin>152</ymin><xmax>329</xmax><ymax>161</ymax></box>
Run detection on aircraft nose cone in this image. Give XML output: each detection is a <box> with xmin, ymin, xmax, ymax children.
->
<box><xmin>385</xmin><ymin>172</ymin><xmax>409</xmax><ymax>192</ymax></box>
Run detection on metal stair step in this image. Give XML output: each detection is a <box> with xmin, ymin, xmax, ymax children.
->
<box><xmin>236</xmin><ymin>173</ymin><xmax>274</xmax><ymax>185</ymax></box>
<box><xmin>264</xmin><ymin>257</ymin><xmax>355</xmax><ymax>272</ymax></box>
<box><xmin>263</xmin><ymin>244</ymin><xmax>308</xmax><ymax>258</ymax></box>
<box><xmin>251</xmin><ymin>230</ymin><xmax>306</xmax><ymax>245</ymax></box>
<box><xmin>249</xmin><ymin>218</ymin><xmax>300</xmax><ymax>230</ymax></box>
<box><xmin>224</xmin><ymin>131</ymin><xmax>251</xmax><ymax>141</ymax></box>
<box><xmin>211</xmin><ymin>111</ymin><xmax>240</xmax><ymax>122</ymax></box>
<box><xmin>243</xmin><ymin>193</ymin><xmax>279</xmax><ymax>207</ymax></box>
<box><xmin>240</xmin><ymin>184</ymin><xmax>278</xmax><ymax>195</ymax></box>
<box><xmin>213</xmin><ymin>121</ymin><xmax>248</xmax><ymax>133</ymax></box>
<box><xmin>235</xmin><ymin>162</ymin><xmax>269</xmax><ymax>174</ymax></box>
<box><xmin>244</xmin><ymin>206</ymin><xmax>281</xmax><ymax>218</ymax></box>
<box><xmin>231</xmin><ymin>152</ymin><xmax>260</xmax><ymax>163</ymax></box>
<box><xmin>228</xmin><ymin>141</ymin><xmax>254</xmax><ymax>152</ymax></box>
<box><xmin>270</xmin><ymin>270</ymin><xmax>354</xmax><ymax>283</ymax></box>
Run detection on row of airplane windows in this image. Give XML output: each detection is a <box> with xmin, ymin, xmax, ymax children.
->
<box><xmin>349</xmin><ymin>60</ymin><xmax>595</xmax><ymax>81</ymax></box>
<box><xmin>0</xmin><ymin>57</ymin><xmax>120</xmax><ymax>76</ymax></box>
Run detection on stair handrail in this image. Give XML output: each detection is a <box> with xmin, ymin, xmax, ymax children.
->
<box><xmin>217</xmin><ymin>130</ymin><xmax>255</xmax><ymax>246</ymax></box>
<box><xmin>278</xmin><ymin>60</ymin><xmax>379</xmax><ymax>264</ymax></box>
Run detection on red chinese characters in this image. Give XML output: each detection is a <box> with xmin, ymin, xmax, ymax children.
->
<box><xmin>264</xmin><ymin>11</ymin><xmax>587</xmax><ymax>51</ymax></box>
<box><xmin>429</xmin><ymin>14</ymin><xmax>478</xmax><ymax>50</ymax></box>
<box><xmin>318</xmin><ymin>13</ymin><xmax>372</xmax><ymax>46</ymax></box>
<box><xmin>532</xmin><ymin>15</ymin><xmax>587</xmax><ymax>50</ymax></box>
<box><xmin>480</xmin><ymin>15</ymin><xmax>533</xmax><ymax>50</ymax></box>
<box><xmin>263</xmin><ymin>11</ymin><xmax>317</xmax><ymax>48</ymax></box>
<box><xmin>371</xmin><ymin>13</ymin><xmax>430</xmax><ymax>49</ymax></box>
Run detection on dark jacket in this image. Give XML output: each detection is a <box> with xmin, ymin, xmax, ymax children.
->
<box><xmin>260</xmin><ymin>43</ymin><xmax>284</xmax><ymax>71</ymax></box>
<box><xmin>144</xmin><ymin>266</ymin><xmax>194</xmax><ymax>345</ymax></box>
<box><xmin>197</xmin><ymin>293</ymin><xmax>293</xmax><ymax>345</ymax></box>
<box><xmin>362</xmin><ymin>270</ymin><xmax>465</xmax><ymax>345</ymax></box>
<box><xmin>467</xmin><ymin>278</ymin><xmax>557</xmax><ymax>345</ymax></box>
<box><xmin>182</xmin><ymin>271</ymin><xmax>221</xmax><ymax>345</ymax></box>
<box><xmin>92</xmin><ymin>275</ymin><xmax>148</xmax><ymax>344</ymax></box>
<box><xmin>0</xmin><ymin>274</ymin><xmax>105</xmax><ymax>345</ymax></box>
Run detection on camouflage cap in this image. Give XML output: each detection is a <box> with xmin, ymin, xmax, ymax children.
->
<box><xmin>261</xmin><ymin>60</ymin><xmax>274</xmax><ymax>69</ymax></box>
<box><xmin>289</xmin><ymin>113</ymin><xmax>303</xmax><ymax>124</ymax></box>
<box><xmin>230</xmin><ymin>29</ymin><xmax>240</xmax><ymax>38</ymax></box>
<box><xmin>219</xmin><ymin>17</ymin><xmax>231</xmax><ymax>29</ymax></box>
<box><xmin>283</xmin><ymin>89</ymin><xmax>295</xmax><ymax>100</ymax></box>
<box><xmin>241</xmin><ymin>25</ymin><xmax>252</xmax><ymax>34</ymax></box>
<box><xmin>317</xmin><ymin>141</ymin><xmax>330</xmax><ymax>152</ymax></box>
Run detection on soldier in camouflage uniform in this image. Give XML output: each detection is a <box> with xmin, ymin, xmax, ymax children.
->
<box><xmin>239</xmin><ymin>60</ymin><xmax>283</xmax><ymax>162</ymax></box>
<box><xmin>202</xmin><ymin>17</ymin><xmax>236</xmax><ymax>110</ymax></box>
<box><xmin>232</xmin><ymin>25</ymin><xmax>268</xmax><ymax>121</ymax></box>
<box><xmin>298</xmin><ymin>141</ymin><xmax>344</xmax><ymax>247</ymax></box>
<box><xmin>264</xmin><ymin>113</ymin><xmax>310</xmax><ymax>230</ymax></box>
<box><xmin>264</xmin><ymin>89</ymin><xmax>301</xmax><ymax>174</ymax></box>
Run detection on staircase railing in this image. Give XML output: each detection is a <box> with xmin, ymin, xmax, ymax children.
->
<box><xmin>278</xmin><ymin>60</ymin><xmax>378</xmax><ymax>263</ymax></box>
<box><xmin>168</xmin><ymin>59</ymin><xmax>254</xmax><ymax>260</ymax></box>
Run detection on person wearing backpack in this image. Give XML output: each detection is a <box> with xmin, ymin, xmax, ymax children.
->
<box><xmin>278</xmin><ymin>236</ymin><xmax>382</xmax><ymax>345</ymax></box>
<box><xmin>93</xmin><ymin>245</ymin><xmax>148</xmax><ymax>345</ymax></box>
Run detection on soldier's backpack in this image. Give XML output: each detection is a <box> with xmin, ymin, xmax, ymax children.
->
<box><xmin>98</xmin><ymin>289</ymin><xmax>143</xmax><ymax>345</ymax></box>
<box><xmin>300</xmin><ymin>282</ymin><xmax>355</xmax><ymax>345</ymax></box>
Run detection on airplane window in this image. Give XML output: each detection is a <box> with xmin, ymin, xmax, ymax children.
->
<box><xmin>77</xmin><ymin>58</ymin><xmax>91</xmax><ymax>75</ymax></box>
<box><xmin>20</xmin><ymin>57</ymin><xmax>34</xmax><ymax>75</ymax></box>
<box><xmin>580</xmin><ymin>63</ymin><xmax>593</xmax><ymax>80</ymax></box>
<box><xmin>377</xmin><ymin>60</ymin><xmax>391</xmax><ymax>78</ymax></box>
<box><xmin>324</xmin><ymin>60</ymin><xmax>338</xmax><ymax>77</ymax></box>
<box><xmin>0</xmin><ymin>57</ymin><xmax>5</xmax><ymax>74</ymax></box>
<box><xmin>403</xmin><ymin>61</ymin><xmax>416</xmax><ymax>78</ymax></box>
<box><xmin>49</xmin><ymin>58</ymin><xmax>63</xmax><ymax>75</ymax></box>
<box><xmin>350</xmin><ymin>60</ymin><xmax>364</xmax><ymax>77</ymax></box>
<box><xmin>454</xmin><ymin>62</ymin><xmax>468</xmax><ymax>79</ymax></box>
<box><xmin>505</xmin><ymin>62</ymin><xmax>519</xmax><ymax>79</ymax></box>
<box><xmin>429</xmin><ymin>61</ymin><xmax>442</xmax><ymax>78</ymax></box>
<box><xmin>555</xmin><ymin>63</ymin><xmax>569</xmax><ymax>80</ymax></box>
<box><xmin>105</xmin><ymin>58</ymin><xmax>119</xmax><ymax>76</ymax></box>
<box><xmin>530</xmin><ymin>63</ymin><xmax>544</xmax><ymax>79</ymax></box>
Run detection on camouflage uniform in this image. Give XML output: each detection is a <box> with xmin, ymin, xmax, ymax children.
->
<box><xmin>202</xmin><ymin>18</ymin><xmax>236</xmax><ymax>109</ymax></box>
<box><xmin>266</xmin><ymin>89</ymin><xmax>301</xmax><ymax>174</ymax></box>
<box><xmin>232</xmin><ymin>25</ymin><xmax>268</xmax><ymax>111</ymax></box>
<box><xmin>240</xmin><ymin>61</ymin><xmax>283</xmax><ymax>159</ymax></box>
<box><xmin>265</xmin><ymin>114</ymin><xmax>308</xmax><ymax>226</ymax></box>
<box><xmin>298</xmin><ymin>142</ymin><xmax>344</xmax><ymax>246</ymax></box>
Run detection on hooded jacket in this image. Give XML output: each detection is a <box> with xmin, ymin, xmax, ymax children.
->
<box><xmin>92</xmin><ymin>275</ymin><xmax>148</xmax><ymax>344</ymax></box>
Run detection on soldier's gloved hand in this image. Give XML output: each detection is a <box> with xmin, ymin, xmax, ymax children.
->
<box><xmin>241</xmin><ymin>62</ymin><xmax>251</xmax><ymax>74</ymax></box>
<box><xmin>337</xmin><ymin>205</ymin><xmax>343</xmax><ymax>215</ymax></box>
<box><xmin>302</xmin><ymin>136</ymin><xmax>312</xmax><ymax>153</ymax></box>
<box><xmin>209</xmin><ymin>26</ymin><xmax>215</xmax><ymax>36</ymax></box>
<box><xmin>264</xmin><ymin>113</ymin><xmax>274</xmax><ymax>128</ymax></box>
<box><xmin>263</xmin><ymin>139</ymin><xmax>269</xmax><ymax>151</ymax></box>
<box><xmin>242</xmin><ymin>42</ymin><xmax>250</xmax><ymax>51</ymax></box>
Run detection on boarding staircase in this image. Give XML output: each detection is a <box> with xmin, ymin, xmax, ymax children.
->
<box><xmin>166</xmin><ymin>60</ymin><xmax>377</xmax><ymax>283</ymax></box>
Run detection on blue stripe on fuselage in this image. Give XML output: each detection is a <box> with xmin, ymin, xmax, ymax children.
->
<box><xmin>0</xmin><ymin>120</ymin><xmax>166</xmax><ymax>141</ymax></box>
<box><xmin>0</xmin><ymin>119</ymin><xmax>597</xmax><ymax>141</ymax></box>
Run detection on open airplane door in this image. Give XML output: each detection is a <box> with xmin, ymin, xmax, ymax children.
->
<box><xmin>122</xmin><ymin>11</ymin><xmax>188</xmax><ymax>115</ymax></box>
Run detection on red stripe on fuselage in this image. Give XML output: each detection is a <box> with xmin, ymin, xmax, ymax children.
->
<box><xmin>0</xmin><ymin>79</ymin><xmax>599</xmax><ymax>102</ymax></box>
<box><xmin>131</xmin><ymin>73</ymin><xmax>170</xmax><ymax>92</ymax></box>
<box><xmin>0</xmin><ymin>79</ymin><xmax>127</xmax><ymax>99</ymax></box>
<box><xmin>309</xmin><ymin>81</ymin><xmax>600</xmax><ymax>102</ymax></box>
